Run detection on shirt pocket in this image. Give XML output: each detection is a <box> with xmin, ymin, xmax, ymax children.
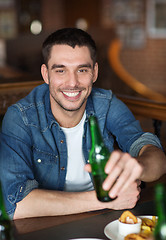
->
<box><xmin>33</xmin><ymin>148</ymin><xmax>59</xmax><ymax>189</ymax></box>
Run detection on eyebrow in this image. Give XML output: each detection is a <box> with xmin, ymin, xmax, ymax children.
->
<box><xmin>78</xmin><ymin>64</ymin><xmax>92</xmax><ymax>68</ymax></box>
<box><xmin>50</xmin><ymin>63</ymin><xmax>92</xmax><ymax>70</ymax></box>
<box><xmin>51</xmin><ymin>64</ymin><xmax>65</xmax><ymax>70</ymax></box>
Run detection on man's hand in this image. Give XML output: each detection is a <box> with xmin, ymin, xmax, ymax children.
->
<box><xmin>103</xmin><ymin>151</ymin><xmax>143</xmax><ymax>199</ymax></box>
<box><xmin>105</xmin><ymin>180</ymin><xmax>141</xmax><ymax>210</ymax></box>
<box><xmin>85</xmin><ymin>150</ymin><xmax>143</xmax><ymax>200</ymax></box>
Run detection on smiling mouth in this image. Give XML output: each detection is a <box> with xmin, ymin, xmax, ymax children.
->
<box><xmin>62</xmin><ymin>91</ymin><xmax>80</xmax><ymax>97</ymax></box>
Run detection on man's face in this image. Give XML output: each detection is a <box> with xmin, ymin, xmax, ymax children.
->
<box><xmin>41</xmin><ymin>44</ymin><xmax>98</xmax><ymax>113</ymax></box>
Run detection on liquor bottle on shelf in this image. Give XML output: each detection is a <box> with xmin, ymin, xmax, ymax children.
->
<box><xmin>89</xmin><ymin>115</ymin><xmax>115</xmax><ymax>202</ymax></box>
<box><xmin>0</xmin><ymin>182</ymin><xmax>15</xmax><ymax>240</ymax></box>
<box><xmin>154</xmin><ymin>183</ymin><xmax>166</xmax><ymax>240</ymax></box>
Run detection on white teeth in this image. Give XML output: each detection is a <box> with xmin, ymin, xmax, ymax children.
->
<box><xmin>63</xmin><ymin>92</ymin><xmax>79</xmax><ymax>97</ymax></box>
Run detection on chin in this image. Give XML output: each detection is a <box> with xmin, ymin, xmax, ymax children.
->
<box><xmin>64</xmin><ymin>107</ymin><xmax>82</xmax><ymax>112</ymax></box>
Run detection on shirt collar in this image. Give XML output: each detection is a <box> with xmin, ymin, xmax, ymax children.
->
<box><xmin>44</xmin><ymin>88</ymin><xmax>58</xmax><ymax>129</ymax></box>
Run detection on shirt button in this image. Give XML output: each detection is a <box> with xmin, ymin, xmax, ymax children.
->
<box><xmin>60</xmin><ymin>140</ymin><xmax>64</xmax><ymax>144</ymax></box>
<box><xmin>37</xmin><ymin>159</ymin><xmax>42</xmax><ymax>163</ymax></box>
<box><xmin>61</xmin><ymin>167</ymin><xmax>65</xmax><ymax>171</ymax></box>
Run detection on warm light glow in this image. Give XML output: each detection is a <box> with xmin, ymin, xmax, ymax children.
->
<box><xmin>30</xmin><ymin>20</ymin><xmax>42</xmax><ymax>35</ymax></box>
<box><xmin>75</xmin><ymin>18</ymin><xmax>88</xmax><ymax>31</ymax></box>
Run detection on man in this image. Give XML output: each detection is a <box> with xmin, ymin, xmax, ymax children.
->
<box><xmin>0</xmin><ymin>28</ymin><xmax>166</xmax><ymax>219</ymax></box>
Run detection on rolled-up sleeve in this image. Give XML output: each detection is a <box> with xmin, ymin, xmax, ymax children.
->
<box><xmin>129</xmin><ymin>132</ymin><xmax>162</xmax><ymax>157</ymax></box>
<box><xmin>8</xmin><ymin>180</ymin><xmax>39</xmax><ymax>219</ymax></box>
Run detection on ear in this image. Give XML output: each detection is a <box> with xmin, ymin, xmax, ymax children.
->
<box><xmin>41</xmin><ymin>64</ymin><xmax>49</xmax><ymax>84</ymax></box>
<box><xmin>93</xmin><ymin>62</ymin><xmax>98</xmax><ymax>83</ymax></box>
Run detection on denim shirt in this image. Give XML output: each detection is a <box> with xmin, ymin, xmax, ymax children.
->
<box><xmin>0</xmin><ymin>84</ymin><xmax>161</xmax><ymax>218</ymax></box>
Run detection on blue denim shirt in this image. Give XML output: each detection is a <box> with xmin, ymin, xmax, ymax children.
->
<box><xmin>0</xmin><ymin>84</ymin><xmax>161</xmax><ymax>218</ymax></box>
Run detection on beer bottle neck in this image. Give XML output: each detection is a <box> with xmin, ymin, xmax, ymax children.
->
<box><xmin>89</xmin><ymin>116</ymin><xmax>104</xmax><ymax>148</ymax></box>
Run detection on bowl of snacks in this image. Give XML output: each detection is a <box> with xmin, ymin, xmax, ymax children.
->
<box><xmin>118</xmin><ymin>211</ymin><xmax>142</xmax><ymax>236</ymax></box>
<box><xmin>124</xmin><ymin>215</ymin><xmax>157</xmax><ymax>239</ymax></box>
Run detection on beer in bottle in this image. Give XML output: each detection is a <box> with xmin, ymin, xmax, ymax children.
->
<box><xmin>154</xmin><ymin>183</ymin><xmax>166</xmax><ymax>240</ymax></box>
<box><xmin>0</xmin><ymin>182</ymin><xmax>14</xmax><ymax>240</ymax></box>
<box><xmin>89</xmin><ymin>115</ymin><xmax>115</xmax><ymax>202</ymax></box>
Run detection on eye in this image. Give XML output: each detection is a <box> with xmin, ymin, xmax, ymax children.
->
<box><xmin>78</xmin><ymin>68</ymin><xmax>88</xmax><ymax>73</ymax></box>
<box><xmin>55</xmin><ymin>69</ymin><xmax>65</xmax><ymax>73</ymax></box>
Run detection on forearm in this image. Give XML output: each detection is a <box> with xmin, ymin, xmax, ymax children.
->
<box><xmin>14</xmin><ymin>180</ymin><xmax>141</xmax><ymax>219</ymax></box>
<box><xmin>13</xmin><ymin>189</ymin><xmax>106</xmax><ymax>219</ymax></box>
<box><xmin>138</xmin><ymin>145</ymin><xmax>166</xmax><ymax>182</ymax></box>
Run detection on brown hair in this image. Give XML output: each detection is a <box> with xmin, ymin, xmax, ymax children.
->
<box><xmin>42</xmin><ymin>28</ymin><xmax>97</xmax><ymax>67</ymax></box>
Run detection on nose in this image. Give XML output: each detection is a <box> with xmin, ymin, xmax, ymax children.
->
<box><xmin>67</xmin><ymin>71</ymin><xmax>79</xmax><ymax>88</ymax></box>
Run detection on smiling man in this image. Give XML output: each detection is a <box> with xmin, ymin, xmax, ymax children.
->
<box><xmin>41</xmin><ymin>44</ymin><xmax>98</xmax><ymax>127</ymax></box>
<box><xmin>0</xmin><ymin>28</ymin><xmax>166</xmax><ymax>219</ymax></box>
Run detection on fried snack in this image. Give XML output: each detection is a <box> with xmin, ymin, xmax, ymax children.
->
<box><xmin>119</xmin><ymin>210</ymin><xmax>138</xmax><ymax>224</ymax></box>
<box><xmin>141</xmin><ymin>217</ymin><xmax>157</xmax><ymax>233</ymax></box>
<box><xmin>124</xmin><ymin>232</ymin><xmax>151</xmax><ymax>240</ymax></box>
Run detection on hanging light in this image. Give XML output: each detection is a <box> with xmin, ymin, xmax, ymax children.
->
<box><xmin>30</xmin><ymin>20</ymin><xmax>42</xmax><ymax>35</ymax></box>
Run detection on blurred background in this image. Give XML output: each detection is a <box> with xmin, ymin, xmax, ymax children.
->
<box><xmin>0</xmin><ymin>0</ymin><xmax>166</xmax><ymax>154</ymax></box>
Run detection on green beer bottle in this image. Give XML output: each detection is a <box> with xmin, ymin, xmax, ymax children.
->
<box><xmin>0</xmin><ymin>182</ymin><xmax>14</xmax><ymax>240</ymax></box>
<box><xmin>154</xmin><ymin>183</ymin><xmax>166</xmax><ymax>240</ymax></box>
<box><xmin>89</xmin><ymin>115</ymin><xmax>115</xmax><ymax>202</ymax></box>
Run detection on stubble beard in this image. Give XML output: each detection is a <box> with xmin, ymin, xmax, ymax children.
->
<box><xmin>51</xmin><ymin>93</ymin><xmax>87</xmax><ymax>112</ymax></box>
<box><xmin>48</xmin><ymin>76</ymin><xmax>93</xmax><ymax>113</ymax></box>
<box><xmin>49</xmin><ymin>84</ymin><xmax>88</xmax><ymax>112</ymax></box>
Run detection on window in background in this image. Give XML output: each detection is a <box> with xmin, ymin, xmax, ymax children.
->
<box><xmin>147</xmin><ymin>0</ymin><xmax>166</xmax><ymax>38</ymax></box>
<box><xmin>0</xmin><ymin>0</ymin><xmax>17</xmax><ymax>39</ymax></box>
<box><xmin>101</xmin><ymin>0</ymin><xmax>146</xmax><ymax>49</ymax></box>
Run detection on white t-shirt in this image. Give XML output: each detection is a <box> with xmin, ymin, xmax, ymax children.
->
<box><xmin>62</xmin><ymin>112</ymin><xmax>94</xmax><ymax>192</ymax></box>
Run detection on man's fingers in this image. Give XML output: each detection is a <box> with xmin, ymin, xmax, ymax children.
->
<box><xmin>103</xmin><ymin>153</ymin><xmax>133</xmax><ymax>192</ymax></box>
<box><xmin>84</xmin><ymin>163</ymin><xmax>91</xmax><ymax>172</ymax></box>
<box><xmin>117</xmin><ymin>166</ymin><xmax>143</xmax><ymax>195</ymax></box>
<box><xmin>105</xmin><ymin>150</ymin><xmax>123</xmax><ymax>174</ymax></box>
<box><xmin>104</xmin><ymin>154</ymin><xmax>143</xmax><ymax>198</ymax></box>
